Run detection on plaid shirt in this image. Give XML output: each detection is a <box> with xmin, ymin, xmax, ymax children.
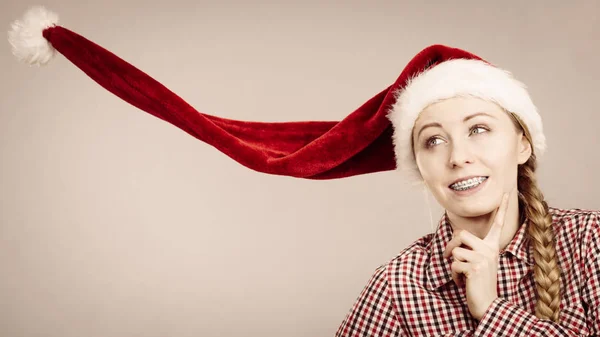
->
<box><xmin>335</xmin><ymin>207</ymin><xmax>600</xmax><ymax>337</ymax></box>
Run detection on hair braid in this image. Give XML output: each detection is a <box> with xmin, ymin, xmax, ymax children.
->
<box><xmin>511</xmin><ymin>113</ymin><xmax>562</xmax><ymax>322</ymax></box>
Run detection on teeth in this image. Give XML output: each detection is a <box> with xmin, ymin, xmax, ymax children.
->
<box><xmin>450</xmin><ymin>177</ymin><xmax>487</xmax><ymax>191</ymax></box>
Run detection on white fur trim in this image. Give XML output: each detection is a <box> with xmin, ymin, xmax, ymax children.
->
<box><xmin>8</xmin><ymin>6</ymin><xmax>59</xmax><ymax>66</ymax></box>
<box><xmin>386</xmin><ymin>59</ymin><xmax>546</xmax><ymax>185</ymax></box>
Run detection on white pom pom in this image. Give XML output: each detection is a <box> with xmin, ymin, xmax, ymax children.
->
<box><xmin>8</xmin><ymin>6</ymin><xmax>59</xmax><ymax>66</ymax></box>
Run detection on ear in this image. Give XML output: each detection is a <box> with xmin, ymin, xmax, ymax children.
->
<box><xmin>516</xmin><ymin>132</ymin><xmax>532</xmax><ymax>165</ymax></box>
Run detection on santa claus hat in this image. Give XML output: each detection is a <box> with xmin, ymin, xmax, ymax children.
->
<box><xmin>8</xmin><ymin>6</ymin><xmax>545</xmax><ymax>184</ymax></box>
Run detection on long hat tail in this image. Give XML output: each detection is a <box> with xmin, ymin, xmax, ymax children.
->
<box><xmin>9</xmin><ymin>6</ymin><xmax>479</xmax><ymax>180</ymax></box>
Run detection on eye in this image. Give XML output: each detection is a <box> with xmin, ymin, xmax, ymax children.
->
<box><xmin>470</xmin><ymin>125</ymin><xmax>489</xmax><ymax>135</ymax></box>
<box><xmin>425</xmin><ymin>136</ymin><xmax>443</xmax><ymax>148</ymax></box>
<box><xmin>424</xmin><ymin>125</ymin><xmax>489</xmax><ymax>149</ymax></box>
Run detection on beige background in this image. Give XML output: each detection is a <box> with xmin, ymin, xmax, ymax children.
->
<box><xmin>1</xmin><ymin>1</ymin><xmax>599</xmax><ymax>336</ymax></box>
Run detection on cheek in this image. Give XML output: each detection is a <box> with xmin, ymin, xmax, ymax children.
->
<box><xmin>478</xmin><ymin>143</ymin><xmax>520</xmax><ymax>185</ymax></box>
<box><xmin>475</xmin><ymin>134</ymin><xmax>518</xmax><ymax>163</ymax></box>
<box><xmin>415</xmin><ymin>152</ymin><xmax>445</xmax><ymax>181</ymax></box>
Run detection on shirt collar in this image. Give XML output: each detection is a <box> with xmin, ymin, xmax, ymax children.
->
<box><xmin>425</xmin><ymin>212</ymin><xmax>533</xmax><ymax>291</ymax></box>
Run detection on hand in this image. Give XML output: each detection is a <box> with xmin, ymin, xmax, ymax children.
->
<box><xmin>442</xmin><ymin>192</ymin><xmax>511</xmax><ymax>320</ymax></box>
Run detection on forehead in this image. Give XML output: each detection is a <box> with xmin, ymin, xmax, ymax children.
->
<box><xmin>415</xmin><ymin>96</ymin><xmax>506</xmax><ymax>126</ymax></box>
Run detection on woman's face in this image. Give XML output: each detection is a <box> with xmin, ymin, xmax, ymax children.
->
<box><xmin>412</xmin><ymin>96</ymin><xmax>532</xmax><ymax>218</ymax></box>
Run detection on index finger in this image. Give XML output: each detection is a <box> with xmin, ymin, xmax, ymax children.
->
<box><xmin>484</xmin><ymin>192</ymin><xmax>510</xmax><ymax>244</ymax></box>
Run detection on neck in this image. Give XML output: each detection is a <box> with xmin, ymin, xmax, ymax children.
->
<box><xmin>446</xmin><ymin>192</ymin><xmax>521</xmax><ymax>251</ymax></box>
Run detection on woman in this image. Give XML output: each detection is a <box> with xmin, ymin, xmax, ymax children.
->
<box><xmin>335</xmin><ymin>77</ymin><xmax>600</xmax><ymax>336</ymax></box>
<box><xmin>9</xmin><ymin>7</ymin><xmax>600</xmax><ymax>337</ymax></box>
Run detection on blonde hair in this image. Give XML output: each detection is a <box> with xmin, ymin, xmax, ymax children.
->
<box><xmin>509</xmin><ymin>112</ymin><xmax>562</xmax><ymax>322</ymax></box>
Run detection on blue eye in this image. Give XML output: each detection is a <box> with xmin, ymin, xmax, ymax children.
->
<box><xmin>424</xmin><ymin>125</ymin><xmax>489</xmax><ymax>149</ymax></box>
<box><xmin>425</xmin><ymin>137</ymin><xmax>442</xmax><ymax>148</ymax></box>
<box><xmin>470</xmin><ymin>125</ymin><xmax>489</xmax><ymax>135</ymax></box>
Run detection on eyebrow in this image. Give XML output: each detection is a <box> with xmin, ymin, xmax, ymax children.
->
<box><xmin>416</xmin><ymin>112</ymin><xmax>497</xmax><ymax>139</ymax></box>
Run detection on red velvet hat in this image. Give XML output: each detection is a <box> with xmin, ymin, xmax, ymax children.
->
<box><xmin>8</xmin><ymin>6</ymin><xmax>546</xmax><ymax>183</ymax></box>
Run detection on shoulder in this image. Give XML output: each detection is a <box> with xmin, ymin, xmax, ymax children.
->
<box><xmin>549</xmin><ymin>206</ymin><xmax>600</xmax><ymax>223</ymax></box>
<box><xmin>390</xmin><ymin>232</ymin><xmax>435</xmax><ymax>264</ymax></box>
<box><xmin>549</xmin><ymin>206</ymin><xmax>600</xmax><ymax>234</ymax></box>
<box><xmin>375</xmin><ymin>232</ymin><xmax>435</xmax><ymax>282</ymax></box>
<box><xmin>548</xmin><ymin>207</ymin><xmax>600</xmax><ymax>269</ymax></box>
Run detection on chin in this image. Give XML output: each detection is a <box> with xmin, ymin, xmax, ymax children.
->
<box><xmin>446</xmin><ymin>202</ymin><xmax>495</xmax><ymax>218</ymax></box>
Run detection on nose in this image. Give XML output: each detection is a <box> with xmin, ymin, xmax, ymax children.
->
<box><xmin>448</xmin><ymin>139</ymin><xmax>474</xmax><ymax>168</ymax></box>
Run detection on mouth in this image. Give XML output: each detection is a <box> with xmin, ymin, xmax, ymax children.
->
<box><xmin>448</xmin><ymin>176</ymin><xmax>489</xmax><ymax>194</ymax></box>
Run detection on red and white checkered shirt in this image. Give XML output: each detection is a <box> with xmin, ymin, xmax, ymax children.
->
<box><xmin>335</xmin><ymin>207</ymin><xmax>600</xmax><ymax>337</ymax></box>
